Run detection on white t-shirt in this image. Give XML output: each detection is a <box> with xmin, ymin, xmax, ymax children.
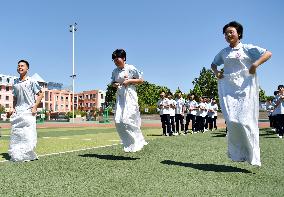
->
<box><xmin>13</xmin><ymin>76</ymin><xmax>42</xmax><ymax>113</ymax></box>
<box><xmin>185</xmin><ymin>100</ymin><xmax>198</xmax><ymax>115</ymax></box>
<box><xmin>196</xmin><ymin>102</ymin><xmax>207</xmax><ymax>117</ymax></box>
<box><xmin>212</xmin><ymin>42</ymin><xmax>266</xmax><ymax>74</ymax></box>
<box><xmin>157</xmin><ymin>98</ymin><xmax>170</xmax><ymax>115</ymax></box>
<box><xmin>273</xmin><ymin>94</ymin><xmax>284</xmax><ymax>115</ymax></box>
<box><xmin>175</xmin><ymin>98</ymin><xmax>185</xmax><ymax>115</ymax></box>
<box><xmin>169</xmin><ymin>99</ymin><xmax>176</xmax><ymax>117</ymax></box>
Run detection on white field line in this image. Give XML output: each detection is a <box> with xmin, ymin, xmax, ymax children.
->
<box><xmin>0</xmin><ymin>143</ymin><xmax>120</xmax><ymax>163</ymax></box>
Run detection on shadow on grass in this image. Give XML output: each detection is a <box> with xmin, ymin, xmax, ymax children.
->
<box><xmin>147</xmin><ymin>134</ymin><xmax>163</xmax><ymax>136</ymax></box>
<box><xmin>161</xmin><ymin>160</ymin><xmax>251</xmax><ymax>173</ymax></box>
<box><xmin>264</xmin><ymin>136</ymin><xmax>278</xmax><ymax>138</ymax></box>
<box><xmin>259</xmin><ymin>130</ymin><xmax>276</xmax><ymax>136</ymax></box>
<box><xmin>79</xmin><ymin>154</ymin><xmax>140</xmax><ymax>160</ymax></box>
<box><xmin>0</xmin><ymin>153</ymin><xmax>10</xmax><ymax>160</ymax></box>
<box><xmin>212</xmin><ymin>133</ymin><xmax>226</xmax><ymax>137</ymax></box>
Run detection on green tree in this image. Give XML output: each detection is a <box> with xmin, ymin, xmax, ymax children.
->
<box><xmin>191</xmin><ymin>67</ymin><xmax>218</xmax><ymax>99</ymax></box>
<box><xmin>137</xmin><ymin>81</ymin><xmax>170</xmax><ymax>108</ymax></box>
<box><xmin>105</xmin><ymin>84</ymin><xmax>117</xmax><ymax>107</ymax></box>
<box><xmin>105</xmin><ymin>81</ymin><xmax>170</xmax><ymax>114</ymax></box>
<box><xmin>0</xmin><ymin>104</ymin><xmax>5</xmax><ymax>114</ymax></box>
<box><xmin>259</xmin><ymin>87</ymin><xmax>267</xmax><ymax>102</ymax></box>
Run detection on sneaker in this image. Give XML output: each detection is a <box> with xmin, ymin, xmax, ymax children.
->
<box><xmin>272</xmin><ymin>128</ymin><xmax>276</xmax><ymax>131</ymax></box>
<box><xmin>204</xmin><ymin>129</ymin><xmax>208</xmax><ymax>132</ymax></box>
<box><xmin>279</xmin><ymin>136</ymin><xmax>283</xmax><ymax>139</ymax></box>
<box><xmin>173</xmin><ymin>132</ymin><xmax>178</xmax><ymax>136</ymax></box>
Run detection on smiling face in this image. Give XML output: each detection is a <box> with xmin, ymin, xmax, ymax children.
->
<box><xmin>113</xmin><ymin>57</ymin><xmax>125</xmax><ymax>69</ymax></box>
<box><xmin>17</xmin><ymin>61</ymin><xmax>29</xmax><ymax>78</ymax></box>
<box><xmin>224</xmin><ymin>26</ymin><xmax>240</xmax><ymax>47</ymax></box>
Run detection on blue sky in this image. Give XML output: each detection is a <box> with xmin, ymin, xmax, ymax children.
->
<box><xmin>0</xmin><ymin>0</ymin><xmax>282</xmax><ymax>96</ymax></box>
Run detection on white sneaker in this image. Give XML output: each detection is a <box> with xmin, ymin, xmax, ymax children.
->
<box><xmin>279</xmin><ymin>136</ymin><xmax>283</xmax><ymax>139</ymax></box>
<box><xmin>173</xmin><ymin>132</ymin><xmax>178</xmax><ymax>136</ymax></box>
<box><xmin>272</xmin><ymin>128</ymin><xmax>276</xmax><ymax>131</ymax></box>
<box><xmin>204</xmin><ymin>129</ymin><xmax>208</xmax><ymax>132</ymax></box>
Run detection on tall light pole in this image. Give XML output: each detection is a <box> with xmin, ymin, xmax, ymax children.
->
<box><xmin>69</xmin><ymin>23</ymin><xmax>77</xmax><ymax>123</ymax></box>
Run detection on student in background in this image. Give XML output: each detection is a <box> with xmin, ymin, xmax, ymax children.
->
<box><xmin>175</xmin><ymin>92</ymin><xmax>185</xmax><ymax>135</ymax></box>
<box><xmin>168</xmin><ymin>92</ymin><xmax>176</xmax><ymax>135</ymax></box>
<box><xmin>157</xmin><ymin>92</ymin><xmax>171</xmax><ymax>136</ymax></box>
<box><xmin>184</xmin><ymin>94</ymin><xmax>198</xmax><ymax>134</ymax></box>
<box><xmin>273</xmin><ymin>85</ymin><xmax>284</xmax><ymax>139</ymax></box>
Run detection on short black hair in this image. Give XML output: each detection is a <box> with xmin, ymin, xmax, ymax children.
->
<box><xmin>274</xmin><ymin>90</ymin><xmax>279</xmax><ymax>96</ymax></box>
<box><xmin>223</xmin><ymin>21</ymin><xmax>243</xmax><ymax>39</ymax></box>
<box><xmin>18</xmin><ymin>59</ymin><xmax>30</xmax><ymax>69</ymax></box>
<box><xmin>278</xmin><ymin>85</ymin><xmax>284</xmax><ymax>90</ymax></box>
<box><xmin>112</xmin><ymin>49</ymin><xmax>126</xmax><ymax>61</ymax></box>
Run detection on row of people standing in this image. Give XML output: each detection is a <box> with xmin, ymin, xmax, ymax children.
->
<box><xmin>157</xmin><ymin>91</ymin><xmax>218</xmax><ymax>136</ymax></box>
<box><xmin>266</xmin><ymin>85</ymin><xmax>284</xmax><ymax>138</ymax></box>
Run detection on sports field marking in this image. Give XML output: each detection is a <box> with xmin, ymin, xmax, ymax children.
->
<box><xmin>82</xmin><ymin>138</ymin><xmax>92</xmax><ymax>141</ymax></box>
<box><xmin>108</xmin><ymin>140</ymin><xmax>121</xmax><ymax>142</ymax></box>
<box><xmin>42</xmin><ymin>137</ymin><xmax>51</xmax><ymax>139</ymax></box>
<box><xmin>0</xmin><ymin>143</ymin><xmax>120</xmax><ymax>163</ymax></box>
<box><xmin>59</xmin><ymin>137</ymin><xmax>71</xmax><ymax>140</ymax></box>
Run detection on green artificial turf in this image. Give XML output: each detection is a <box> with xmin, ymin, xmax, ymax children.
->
<box><xmin>0</xmin><ymin>127</ymin><xmax>283</xmax><ymax>196</ymax></box>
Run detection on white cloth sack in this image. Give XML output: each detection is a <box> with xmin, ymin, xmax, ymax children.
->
<box><xmin>218</xmin><ymin>69</ymin><xmax>261</xmax><ymax>166</ymax></box>
<box><xmin>115</xmin><ymin>86</ymin><xmax>147</xmax><ymax>152</ymax></box>
<box><xmin>8</xmin><ymin>111</ymin><xmax>38</xmax><ymax>162</ymax></box>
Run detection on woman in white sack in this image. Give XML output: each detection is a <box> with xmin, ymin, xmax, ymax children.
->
<box><xmin>9</xmin><ymin>60</ymin><xmax>43</xmax><ymax>162</ymax></box>
<box><xmin>211</xmin><ymin>21</ymin><xmax>272</xmax><ymax>166</ymax></box>
<box><xmin>111</xmin><ymin>49</ymin><xmax>148</xmax><ymax>152</ymax></box>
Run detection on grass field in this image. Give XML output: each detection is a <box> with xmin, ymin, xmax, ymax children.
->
<box><xmin>0</xmin><ymin>127</ymin><xmax>284</xmax><ymax>196</ymax></box>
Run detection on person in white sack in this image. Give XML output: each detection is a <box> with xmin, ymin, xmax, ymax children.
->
<box><xmin>211</xmin><ymin>21</ymin><xmax>272</xmax><ymax>166</ymax></box>
<box><xmin>111</xmin><ymin>49</ymin><xmax>148</xmax><ymax>152</ymax></box>
<box><xmin>9</xmin><ymin>60</ymin><xmax>43</xmax><ymax>162</ymax></box>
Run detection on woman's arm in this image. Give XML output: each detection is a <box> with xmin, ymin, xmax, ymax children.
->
<box><xmin>211</xmin><ymin>64</ymin><xmax>223</xmax><ymax>79</ymax></box>
<box><xmin>122</xmin><ymin>78</ymin><xmax>144</xmax><ymax>86</ymax></box>
<box><xmin>249</xmin><ymin>50</ymin><xmax>272</xmax><ymax>74</ymax></box>
<box><xmin>32</xmin><ymin>91</ymin><xmax>44</xmax><ymax>115</ymax></box>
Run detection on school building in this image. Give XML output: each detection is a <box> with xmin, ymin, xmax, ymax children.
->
<box><xmin>0</xmin><ymin>73</ymin><xmax>106</xmax><ymax>113</ymax></box>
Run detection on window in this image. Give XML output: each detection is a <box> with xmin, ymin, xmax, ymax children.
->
<box><xmin>6</xmin><ymin>96</ymin><xmax>9</xmax><ymax>101</ymax></box>
<box><xmin>45</xmin><ymin>91</ymin><xmax>49</xmax><ymax>101</ymax></box>
<box><xmin>0</xmin><ymin>95</ymin><xmax>1</xmax><ymax>99</ymax></box>
<box><xmin>0</xmin><ymin>77</ymin><xmax>2</xmax><ymax>82</ymax></box>
<box><xmin>7</xmin><ymin>78</ymin><xmax>10</xmax><ymax>83</ymax></box>
<box><xmin>5</xmin><ymin>104</ymin><xmax>9</xmax><ymax>108</ymax></box>
<box><xmin>101</xmin><ymin>94</ymin><xmax>104</xmax><ymax>99</ymax></box>
<box><xmin>61</xmin><ymin>96</ymin><xmax>64</xmax><ymax>101</ymax></box>
<box><xmin>6</xmin><ymin>86</ymin><xmax>9</xmax><ymax>91</ymax></box>
<box><xmin>66</xmin><ymin>96</ymin><xmax>68</xmax><ymax>100</ymax></box>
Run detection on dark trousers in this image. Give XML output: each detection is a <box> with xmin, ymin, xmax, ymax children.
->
<box><xmin>195</xmin><ymin>116</ymin><xmax>204</xmax><ymax>132</ymax></box>
<box><xmin>170</xmin><ymin>116</ymin><xmax>175</xmax><ymax>132</ymax></box>
<box><xmin>213</xmin><ymin>116</ymin><xmax>217</xmax><ymax>129</ymax></box>
<box><xmin>161</xmin><ymin>114</ymin><xmax>171</xmax><ymax>135</ymax></box>
<box><xmin>270</xmin><ymin>115</ymin><xmax>277</xmax><ymax>128</ymax></box>
<box><xmin>204</xmin><ymin>115</ymin><xmax>209</xmax><ymax>129</ymax></box>
<box><xmin>175</xmin><ymin>114</ymin><xmax>184</xmax><ymax>133</ymax></box>
<box><xmin>208</xmin><ymin>116</ymin><xmax>214</xmax><ymax>130</ymax></box>
<box><xmin>276</xmin><ymin>114</ymin><xmax>284</xmax><ymax>136</ymax></box>
<box><xmin>185</xmin><ymin>114</ymin><xmax>196</xmax><ymax>131</ymax></box>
